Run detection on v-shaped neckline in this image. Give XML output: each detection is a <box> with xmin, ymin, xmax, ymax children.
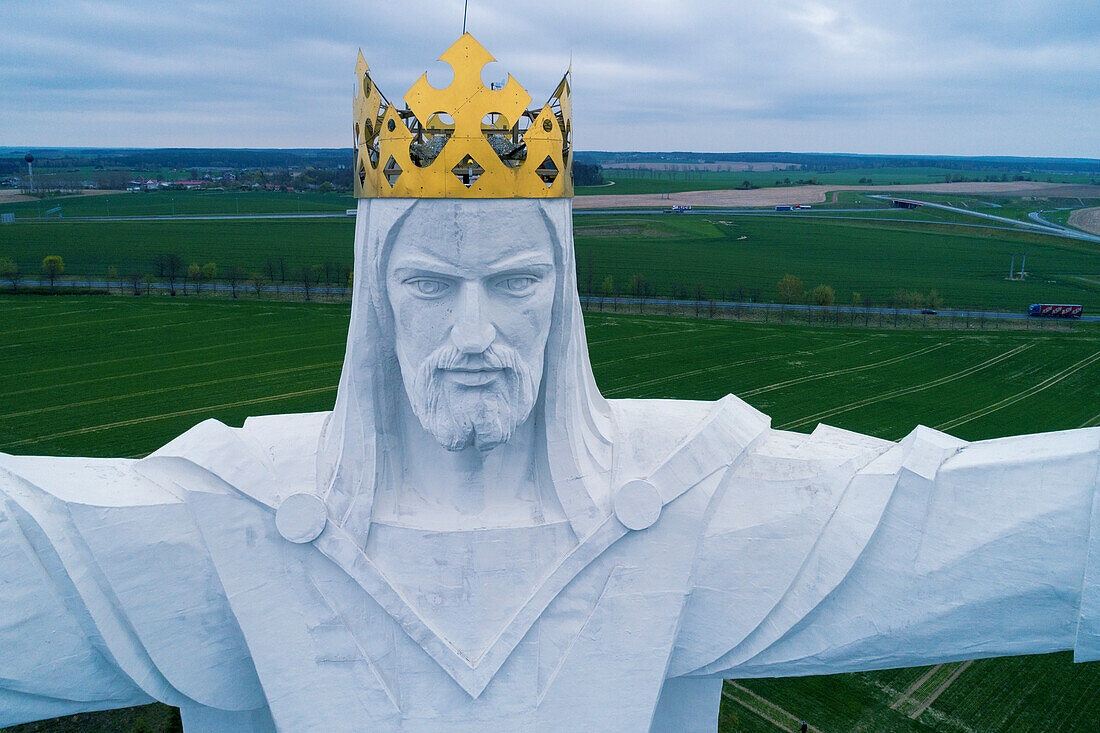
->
<box><xmin>313</xmin><ymin>514</ymin><xmax>628</xmax><ymax>697</ymax></box>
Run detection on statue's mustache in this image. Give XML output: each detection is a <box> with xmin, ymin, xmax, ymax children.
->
<box><xmin>420</xmin><ymin>343</ymin><xmax>523</xmax><ymax>377</ymax></box>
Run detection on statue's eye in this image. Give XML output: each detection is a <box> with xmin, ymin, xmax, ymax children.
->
<box><xmin>409</xmin><ymin>278</ymin><xmax>449</xmax><ymax>296</ymax></box>
<box><xmin>499</xmin><ymin>276</ymin><xmax>538</xmax><ymax>295</ymax></box>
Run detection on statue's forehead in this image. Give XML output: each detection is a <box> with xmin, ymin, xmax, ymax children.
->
<box><xmin>388</xmin><ymin>203</ymin><xmax>555</xmax><ymax>272</ymax></box>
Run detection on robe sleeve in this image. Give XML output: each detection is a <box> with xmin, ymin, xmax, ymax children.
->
<box><xmin>671</xmin><ymin>425</ymin><xmax>1100</xmax><ymax>679</ymax></box>
<box><xmin>0</xmin><ymin>450</ymin><xmax>268</xmax><ymax>728</ymax></box>
<box><xmin>0</xmin><ymin>460</ymin><xmax>155</xmax><ymax>726</ymax></box>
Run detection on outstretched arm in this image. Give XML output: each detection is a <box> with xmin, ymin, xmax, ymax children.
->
<box><xmin>670</xmin><ymin>424</ymin><xmax>1100</xmax><ymax>679</ymax></box>
<box><xmin>0</xmin><ymin>459</ymin><xmax>156</xmax><ymax>725</ymax></box>
<box><xmin>0</xmin><ymin>451</ymin><xmax>267</xmax><ymax>728</ymax></box>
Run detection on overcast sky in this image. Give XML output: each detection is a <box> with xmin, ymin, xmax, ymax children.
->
<box><xmin>2</xmin><ymin>0</ymin><xmax>1098</xmax><ymax>157</ymax></box>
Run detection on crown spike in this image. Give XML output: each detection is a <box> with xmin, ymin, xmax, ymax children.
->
<box><xmin>353</xmin><ymin>33</ymin><xmax>572</xmax><ymax>199</ymax></box>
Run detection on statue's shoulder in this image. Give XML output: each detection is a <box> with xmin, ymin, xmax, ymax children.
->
<box><xmin>147</xmin><ymin>411</ymin><xmax>329</xmax><ymax>507</ymax></box>
<box><xmin>0</xmin><ymin>452</ymin><xmax>180</xmax><ymax>509</ymax></box>
<box><xmin>608</xmin><ymin>394</ymin><xmax>770</xmax><ymax>478</ymax></box>
<box><xmin>0</xmin><ymin>447</ymin><xmax>269</xmax><ymax>712</ymax></box>
<box><xmin>736</xmin><ymin>422</ymin><xmax>895</xmax><ymax>482</ymax></box>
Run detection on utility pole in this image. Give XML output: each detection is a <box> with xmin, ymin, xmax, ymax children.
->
<box><xmin>1010</xmin><ymin>254</ymin><xmax>1016</xmax><ymax>280</ymax></box>
<box><xmin>1020</xmin><ymin>252</ymin><xmax>1027</xmax><ymax>279</ymax></box>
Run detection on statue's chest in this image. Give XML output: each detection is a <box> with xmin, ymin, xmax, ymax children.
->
<box><xmin>189</xmin><ymin>488</ymin><xmax>710</xmax><ymax>732</ymax></box>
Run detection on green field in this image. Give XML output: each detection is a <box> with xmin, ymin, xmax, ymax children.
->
<box><xmin>3</xmin><ymin>210</ymin><xmax>1097</xmax><ymax>313</ymax></box>
<box><xmin>0</xmin><ymin>189</ymin><xmax>354</xmax><ymax>218</ymax></box>
<box><xmin>0</xmin><ymin>218</ymin><xmax>354</xmax><ymax>279</ymax></box>
<box><xmin>2</xmin><ymin>295</ymin><xmax>1099</xmax><ymax>732</ymax></box>
<box><xmin>576</xmin><ymin>167</ymin><xmax>1100</xmax><ymax>196</ymax></box>
<box><xmin>574</xmin><ymin>214</ymin><xmax>1100</xmax><ymax>312</ymax></box>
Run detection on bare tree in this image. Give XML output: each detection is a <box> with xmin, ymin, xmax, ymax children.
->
<box><xmin>162</xmin><ymin>253</ymin><xmax>184</xmax><ymax>295</ymax></box>
<box><xmin>300</xmin><ymin>265</ymin><xmax>315</xmax><ymax>301</ymax></box>
<box><xmin>128</xmin><ymin>268</ymin><xmax>146</xmax><ymax>296</ymax></box>
<box><xmin>250</xmin><ymin>272</ymin><xmax>269</xmax><ymax>298</ymax></box>
<box><xmin>226</xmin><ymin>266</ymin><xmax>244</xmax><ymax>299</ymax></box>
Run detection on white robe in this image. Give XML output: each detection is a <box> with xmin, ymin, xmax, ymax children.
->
<box><xmin>2</xmin><ymin>395</ymin><xmax>1098</xmax><ymax>732</ymax></box>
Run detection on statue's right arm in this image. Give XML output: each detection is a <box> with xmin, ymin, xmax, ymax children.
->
<box><xmin>0</xmin><ymin>451</ymin><xmax>265</xmax><ymax>727</ymax></box>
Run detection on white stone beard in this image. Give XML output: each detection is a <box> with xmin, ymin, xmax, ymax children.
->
<box><xmin>406</xmin><ymin>343</ymin><xmax>540</xmax><ymax>452</ymax></box>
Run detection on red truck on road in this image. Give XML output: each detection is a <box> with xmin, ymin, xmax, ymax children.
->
<box><xmin>1028</xmin><ymin>303</ymin><xmax>1083</xmax><ymax>318</ymax></box>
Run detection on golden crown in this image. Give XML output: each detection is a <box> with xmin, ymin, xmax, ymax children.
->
<box><xmin>353</xmin><ymin>34</ymin><xmax>572</xmax><ymax>199</ymax></box>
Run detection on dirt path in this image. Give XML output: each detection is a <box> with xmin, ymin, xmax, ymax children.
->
<box><xmin>574</xmin><ymin>181</ymin><xmax>1100</xmax><ymax>210</ymax></box>
<box><xmin>1068</xmin><ymin>206</ymin><xmax>1100</xmax><ymax>235</ymax></box>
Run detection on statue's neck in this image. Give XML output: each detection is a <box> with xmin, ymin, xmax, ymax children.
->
<box><xmin>369</xmin><ymin>398</ymin><xmax>568</xmax><ymax>531</ymax></box>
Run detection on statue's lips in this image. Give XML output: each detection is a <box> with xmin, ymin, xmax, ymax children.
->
<box><xmin>439</xmin><ymin>366</ymin><xmax>505</xmax><ymax>387</ymax></box>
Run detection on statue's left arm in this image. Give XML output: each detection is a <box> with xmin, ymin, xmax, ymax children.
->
<box><xmin>669</xmin><ymin>423</ymin><xmax>1100</xmax><ymax>680</ymax></box>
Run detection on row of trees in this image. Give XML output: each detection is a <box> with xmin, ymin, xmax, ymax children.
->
<box><xmin>777</xmin><ymin>274</ymin><xmax>944</xmax><ymax>311</ymax></box>
<box><xmin>0</xmin><ymin>253</ymin><xmax>352</xmax><ymax>302</ymax></box>
<box><xmin>1</xmin><ymin>255</ymin><xmax>64</xmax><ymax>291</ymax></box>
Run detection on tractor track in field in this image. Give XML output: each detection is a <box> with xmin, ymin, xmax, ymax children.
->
<box><xmin>1</xmin><ymin>360</ymin><xmax>342</xmax><ymax>420</ymax></box>
<box><xmin>778</xmin><ymin>343</ymin><xmax>1035</xmax><ymax>430</ymax></box>
<box><xmin>586</xmin><ymin>325</ymin><xmax>705</xmax><ymax>346</ymax></box>
<box><xmin>602</xmin><ymin>337</ymin><xmax>868</xmax><ymax>397</ymax></box>
<box><xmin>0</xmin><ymin>325</ymin><xmax>339</xmax><ymax>380</ymax></box>
<box><xmin>935</xmin><ymin>350</ymin><xmax>1100</xmax><ymax>432</ymax></box>
<box><xmin>739</xmin><ymin>341</ymin><xmax>951</xmax><ymax>397</ymax></box>
<box><xmin>1080</xmin><ymin>410</ymin><xmax>1100</xmax><ymax>428</ymax></box>
<box><xmin>1</xmin><ymin>309</ymin><xmax>199</xmax><ymax>336</ymax></box>
<box><xmin>891</xmin><ymin>664</ymin><xmax>943</xmax><ymax>711</ymax></box>
<box><xmin>3</xmin><ymin>342</ymin><xmax>343</xmax><ymax>398</ymax></box>
<box><xmin>723</xmin><ymin>684</ymin><xmax>822</xmax><ymax>732</ymax></box>
<box><xmin>1</xmin><ymin>385</ymin><xmax>338</xmax><ymax>449</ymax></box>
<box><xmin>909</xmin><ymin>660</ymin><xmax>974</xmax><ymax>719</ymax></box>
<box><xmin>591</xmin><ymin>333</ymin><xmax>783</xmax><ymax>370</ymax></box>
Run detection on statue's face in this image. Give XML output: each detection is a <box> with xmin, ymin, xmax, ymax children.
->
<box><xmin>386</xmin><ymin>203</ymin><xmax>557</xmax><ymax>451</ymax></box>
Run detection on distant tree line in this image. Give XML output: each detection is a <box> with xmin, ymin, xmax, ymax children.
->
<box><xmin>573</xmin><ymin>162</ymin><xmax>605</xmax><ymax>187</ymax></box>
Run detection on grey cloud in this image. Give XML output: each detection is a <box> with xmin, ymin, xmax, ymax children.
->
<box><xmin>1</xmin><ymin>0</ymin><xmax>1097</xmax><ymax>156</ymax></box>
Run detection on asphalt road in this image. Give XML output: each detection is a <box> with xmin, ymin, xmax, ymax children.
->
<box><xmin>11</xmin><ymin>281</ymin><xmax>1098</xmax><ymax>323</ymax></box>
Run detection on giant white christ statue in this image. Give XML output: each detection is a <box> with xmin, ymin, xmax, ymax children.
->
<box><xmin>2</xmin><ymin>35</ymin><xmax>1099</xmax><ymax>733</ymax></box>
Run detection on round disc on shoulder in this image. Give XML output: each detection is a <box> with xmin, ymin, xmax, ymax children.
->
<box><xmin>276</xmin><ymin>492</ymin><xmax>328</xmax><ymax>543</ymax></box>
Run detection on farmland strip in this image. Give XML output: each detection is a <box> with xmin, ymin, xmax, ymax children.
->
<box><xmin>778</xmin><ymin>343</ymin><xmax>1035</xmax><ymax>430</ymax></box>
<box><xmin>1</xmin><ymin>385</ymin><xmax>337</xmax><ymax>449</ymax></box>
<box><xmin>909</xmin><ymin>660</ymin><xmax>973</xmax><ymax>719</ymax></box>
<box><xmin>891</xmin><ymin>664</ymin><xmax>942</xmax><ymax>711</ymax></box>
<box><xmin>723</xmin><ymin>684</ymin><xmax>822</xmax><ymax>732</ymax></box>
<box><xmin>1080</xmin><ymin>411</ymin><xmax>1100</xmax><ymax>428</ymax></box>
<box><xmin>936</xmin><ymin>350</ymin><xmax>1100</xmax><ymax>432</ymax></box>
<box><xmin>1</xmin><ymin>324</ymin><xmax>340</xmax><ymax>379</ymax></box>
<box><xmin>1</xmin><ymin>361</ymin><xmax>342</xmax><ymax>419</ymax></box>
<box><xmin>591</xmin><ymin>333</ymin><xmax>783</xmax><ymax>369</ymax></box>
<box><xmin>3</xmin><ymin>342</ymin><xmax>342</xmax><ymax>399</ymax></box>
<box><xmin>4</xmin><ymin>309</ymin><xmax>207</xmax><ymax>335</ymax></box>
<box><xmin>587</xmin><ymin>326</ymin><xmax>703</xmax><ymax>346</ymax></box>
<box><xmin>602</xmin><ymin>338</ymin><xmax>869</xmax><ymax>396</ymax></box>
<box><xmin>740</xmin><ymin>341</ymin><xmax>950</xmax><ymax>397</ymax></box>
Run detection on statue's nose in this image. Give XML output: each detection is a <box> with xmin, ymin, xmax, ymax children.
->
<box><xmin>450</xmin><ymin>284</ymin><xmax>496</xmax><ymax>354</ymax></box>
